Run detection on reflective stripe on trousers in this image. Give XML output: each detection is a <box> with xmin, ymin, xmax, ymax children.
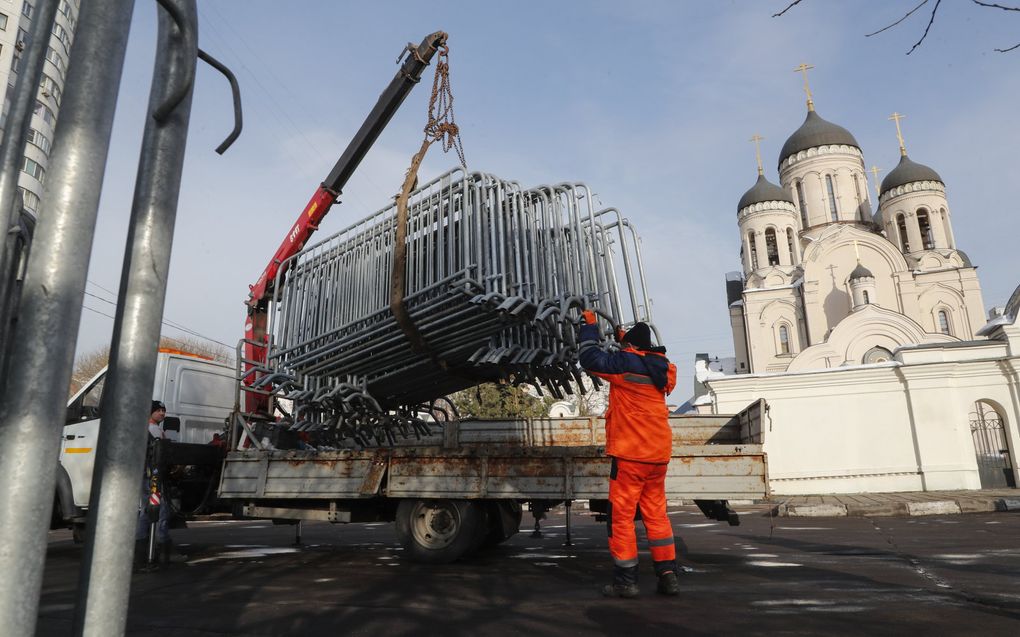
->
<box><xmin>607</xmin><ymin>457</ymin><xmax>676</xmax><ymax>564</ymax></box>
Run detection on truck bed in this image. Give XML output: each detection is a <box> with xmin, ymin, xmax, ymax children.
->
<box><xmin>218</xmin><ymin>401</ymin><xmax>768</xmax><ymax>503</ymax></box>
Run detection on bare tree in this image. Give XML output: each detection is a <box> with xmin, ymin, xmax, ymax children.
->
<box><xmin>69</xmin><ymin>345</ymin><xmax>110</xmax><ymax>395</ymax></box>
<box><xmin>774</xmin><ymin>0</ymin><xmax>1020</xmax><ymax>54</ymax></box>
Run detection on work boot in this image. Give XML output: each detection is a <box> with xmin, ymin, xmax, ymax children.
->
<box><xmin>133</xmin><ymin>539</ymin><xmax>149</xmax><ymax>567</ymax></box>
<box><xmin>158</xmin><ymin>540</ymin><xmax>187</xmax><ymax>567</ymax></box>
<box><xmin>601</xmin><ymin>564</ymin><xmax>639</xmax><ymax>598</ymax></box>
<box><xmin>601</xmin><ymin>583</ymin><xmax>639</xmax><ymax>598</ymax></box>
<box><xmin>656</xmin><ymin>571</ymin><xmax>680</xmax><ymax>596</ymax></box>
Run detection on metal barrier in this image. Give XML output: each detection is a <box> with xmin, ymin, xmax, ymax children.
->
<box><xmin>0</xmin><ymin>1</ymin><xmax>241</xmax><ymax>635</ymax></box>
<box><xmin>254</xmin><ymin>169</ymin><xmax>655</xmax><ymax>444</ymax></box>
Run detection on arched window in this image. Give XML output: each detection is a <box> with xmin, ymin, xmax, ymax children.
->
<box><xmin>765</xmin><ymin>228</ymin><xmax>779</xmax><ymax>266</ymax></box>
<box><xmin>786</xmin><ymin>227</ymin><xmax>796</xmax><ymax>263</ymax></box>
<box><xmin>863</xmin><ymin>290</ymin><xmax>870</xmax><ymax>305</ymax></box>
<box><xmin>938</xmin><ymin>310</ymin><xmax>951</xmax><ymax>335</ymax></box>
<box><xmin>779</xmin><ymin>325</ymin><xmax>790</xmax><ymax>354</ymax></box>
<box><xmin>896</xmin><ymin>214</ymin><xmax>910</xmax><ymax>252</ymax></box>
<box><xmin>917</xmin><ymin>207</ymin><xmax>934</xmax><ymax>249</ymax></box>
<box><xmin>796</xmin><ymin>180</ymin><xmax>809</xmax><ymax>228</ymax></box>
<box><xmin>825</xmin><ymin>174</ymin><xmax>838</xmax><ymax>221</ymax></box>
<box><xmin>748</xmin><ymin>232</ymin><xmax>758</xmax><ymax>270</ymax></box>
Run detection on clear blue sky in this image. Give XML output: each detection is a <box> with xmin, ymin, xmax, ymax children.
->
<box><xmin>76</xmin><ymin>1</ymin><xmax>1020</xmax><ymax>395</ymax></box>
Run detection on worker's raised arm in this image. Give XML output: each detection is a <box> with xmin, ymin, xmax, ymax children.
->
<box><xmin>577</xmin><ymin>311</ymin><xmax>630</xmax><ymax>377</ymax></box>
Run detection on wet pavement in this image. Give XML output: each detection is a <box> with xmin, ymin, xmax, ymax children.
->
<box><xmin>37</xmin><ymin>505</ymin><xmax>1020</xmax><ymax>636</ymax></box>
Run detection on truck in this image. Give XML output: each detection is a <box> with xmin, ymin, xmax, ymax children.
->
<box><xmin>53</xmin><ymin>30</ymin><xmax>770</xmax><ymax>564</ymax></box>
<box><xmin>56</xmin><ymin>349</ymin><xmax>236</xmax><ymax>540</ymax></box>
<box><xmin>56</xmin><ymin>350</ymin><xmax>767</xmax><ymax>563</ymax></box>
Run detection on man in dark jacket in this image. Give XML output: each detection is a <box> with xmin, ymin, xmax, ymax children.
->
<box><xmin>578</xmin><ymin>310</ymin><xmax>680</xmax><ymax>598</ymax></box>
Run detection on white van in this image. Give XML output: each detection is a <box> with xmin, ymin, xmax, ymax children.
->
<box><xmin>55</xmin><ymin>349</ymin><xmax>236</xmax><ymax>531</ymax></box>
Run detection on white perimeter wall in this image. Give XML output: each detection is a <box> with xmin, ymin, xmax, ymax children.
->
<box><xmin>706</xmin><ymin>334</ymin><xmax>1020</xmax><ymax>495</ymax></box>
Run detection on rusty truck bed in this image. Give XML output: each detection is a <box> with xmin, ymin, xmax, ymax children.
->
<box><xmin>218</xmin><ymin>401</ymin><xmax>768</xmax><ymax>504</ymax></box>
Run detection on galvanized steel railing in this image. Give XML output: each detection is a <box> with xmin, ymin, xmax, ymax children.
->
<box><xmin>253</xmin><ymin>168</ymin><xmax>655</xmax><ymax>443</ymax></box>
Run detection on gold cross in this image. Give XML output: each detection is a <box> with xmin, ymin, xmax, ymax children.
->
<box><xmin>750</xmin><ymin>134</ymin><xmax>764</xmax><ymax>176</ymax></box>
<box><xmin>889</xmin><ymin>112</ymin><xmax>907</xmax><ymax>156</ymax></box>
<box><xmin>869</xmin><ymin>165</ymin><xmax>882</xmax><ymax>199</ymax></box>
<box><xmin>794</xmin><ymin>63</ymin><xmax>815</xmax><ymax>111</ymax></box>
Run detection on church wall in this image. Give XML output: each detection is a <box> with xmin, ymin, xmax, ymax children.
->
<box><xmin>728</xmin><ymin>304</ymin><xmax>750</xmax><ymax>374</ymax></box>
<box><xmin>800</xmin><ymin>238</ymin><xmax>901</xmax><ymax>337</ymax></box>
<box><xmin>742</xmin><ymin>287</ymin><xmax>801</xmax><ymax>372</ymax></box>
<box><xmin>707</xmin><ymin>342</ymin><xmax>1020</xmax><ymax>494</ymax></box>
<box><xmin>738</xmin><ymin>205</ymin><xmax>800</xmax><ymax>273</ymax></box>
<box><xmin>914</xmin><ymin>268</ymin><xmax>986</xmax><ymax>338</ymax></box>
<box><xmin>780</xmin><ymin>148</ymin><xmax>866</xmax><ymax>228</ymax></box>
<box><xmin>879</xmin><ymin>183</ymin><xmax>950</xmax><ymax>253</ymax></box>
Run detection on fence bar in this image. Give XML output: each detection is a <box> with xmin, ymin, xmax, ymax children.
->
<box><xmin>0</xmin><ymin>0</ymin><xmax>136</xmax><ymax>634</ymax></box>
<box><xmin>72</xmin><ymin>2</ymin><xmax>197</xmax><ymax>635</ymax></box>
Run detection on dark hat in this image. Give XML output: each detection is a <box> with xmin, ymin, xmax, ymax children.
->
<box><xmin>621</xmin><ymin>322</ymin><xmax>652</xmax><ymax>351</ymax></box>
<box><xmin>151</xmin><ymin>400</ymin><xmax>166</xmax><ymax>413</ymax></box>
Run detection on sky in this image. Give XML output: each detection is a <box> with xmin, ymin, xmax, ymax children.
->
<box><xmin>74</xmin><ymin>0</ymin><xmax>1020</xmax><ymax>396</ymax></box>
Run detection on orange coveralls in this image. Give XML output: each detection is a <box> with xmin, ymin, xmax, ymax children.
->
<box><xmin>578</xmin><ymin>322</ymin><xmax>678</xmax><ymax>578</ymax></box>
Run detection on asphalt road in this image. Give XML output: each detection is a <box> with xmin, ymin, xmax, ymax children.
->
<box><xmin>37</xmin><ymin>506</ymin><xmax>1020</xmax><ymax>636</ymax></box>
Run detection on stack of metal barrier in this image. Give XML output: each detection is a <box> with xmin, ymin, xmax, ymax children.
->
<box><xmin>265</xmin><ymin>168</ymin><xmax>653</xmax><ymax>429</ymax></box>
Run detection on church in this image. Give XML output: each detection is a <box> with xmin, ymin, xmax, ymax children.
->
<box><xmin>729</xmin><ymin>100</ymin><xmax>984</xmax><ymax>373</ymax></box>
<box><xmin>698</xmin><ymin>72</ymin><xmax>1020</xmax><ymax>496</ymax></box>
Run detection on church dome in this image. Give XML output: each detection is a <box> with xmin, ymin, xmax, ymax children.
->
<box><xmin>737</xmin><ymin>173</ymin><xmax>793</xmax><ymax>213</ymax></box>
<box><xmin>880</xmin><ymin>154</ymin><xmax>942</xmax><ymax>196</ymax></box>
<box><xmin>849</xmin><ymin>263</ymin><xmax>874</xmax><ymax>280</ymax></box>
<box><xmin>779</xmin><ymin>110</ymin><xmax>860</xmax><ymax>166</ymax></box>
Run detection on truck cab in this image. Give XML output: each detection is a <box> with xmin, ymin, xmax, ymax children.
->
<box><xmin>55</xmin><ymin>349</ymin><xmax>236</xmax><ymax>531</ymax></box>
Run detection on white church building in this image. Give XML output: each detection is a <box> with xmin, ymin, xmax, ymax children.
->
<box><xmin>699</xmin><ymin>84</ymin><xmax>1019</xmax><ymax>496</ymax></box>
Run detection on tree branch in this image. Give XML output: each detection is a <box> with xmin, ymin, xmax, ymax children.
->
<box><xmin>907</xmin><ymin>0</ymin><xmax>943</xmax><ymax>54</ymax></box>
<box><xmin>865</xmin><ymin>0</ymin><xmax>930</xmax><ymax>37</ymax></box>
<box><xmin>972</xmin><ymin>0</ymin><xmax>1020</xmax><ymax>11</ymax></box>
<box><xmin>772</xmin><ymin>0</ymin><xmax>805</xmax><ymax>18</ymax></box>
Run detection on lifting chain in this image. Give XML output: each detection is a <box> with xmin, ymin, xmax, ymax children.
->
<box><xmin>424</xmin><ymin>42</ymin><xmax>466</xmax><ymax>168</ymax></box>
<box><xmin>391</xmin><ymin>38</ymin><xmax>466</xmax><ymax>359</ymax></box>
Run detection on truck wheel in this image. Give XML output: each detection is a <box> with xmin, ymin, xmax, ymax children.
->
<box><xmin>395</xmin><ymin>499</ymin><xmax>482</xmax><ymax>564</ymax></box>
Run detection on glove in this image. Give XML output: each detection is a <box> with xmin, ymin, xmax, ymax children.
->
<box><xmin>581</xmin><ymin>309</ymin><xmax>597</xmax><ymax>325</ymax></box>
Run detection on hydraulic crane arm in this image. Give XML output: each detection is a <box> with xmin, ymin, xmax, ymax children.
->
<box><xmin>247</xmin><ymin>30</ymin><xmax>448</xmax><ymax>309</ymax></box>
<box><xmin>242</xmin><ymin>31</ymin><xmax>448</xmax><ymax>413</ymax></box>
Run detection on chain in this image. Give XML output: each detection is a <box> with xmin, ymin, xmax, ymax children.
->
<box><xmin>424</xmin><ymin>44</ymin><xmax>466</xmax><ymax>168</ymax></box>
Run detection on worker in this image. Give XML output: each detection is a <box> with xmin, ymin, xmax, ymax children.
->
<box><xmin>135</xmin><ymin>400</ymin><xmax>174</xmax><ymax>567</ymax></box>
<box><xmin>578</xmin><ymin>310</ymin><xmax>680</xmax><ymax>598</ymax></box>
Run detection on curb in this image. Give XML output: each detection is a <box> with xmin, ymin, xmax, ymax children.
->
<box><xmin>771</xmin><ymin>496</ymin><xmax>1020</xmax><ymax>517</ymax></box>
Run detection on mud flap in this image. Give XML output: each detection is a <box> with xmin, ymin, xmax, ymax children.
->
<box><xmin>694</xmin><ymin>499</ymin><xmax>740</xmax><ymax>526</ymax></box>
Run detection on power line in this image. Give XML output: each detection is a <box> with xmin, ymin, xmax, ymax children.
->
<box><xmin>84</xmin><ymin>281</ymin><xmax>234</xmax><ymax>349</ymax></box>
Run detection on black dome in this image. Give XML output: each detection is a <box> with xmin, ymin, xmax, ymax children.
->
<box><xmin>849</xmin><ymin>263</ymin><xmax>874</xmax><ymax>280</ymax></box>
<box><xmin>780</xmin><ymin>110</ymin><xmax>860</xmax><ymax>166</ymax></box>
<box><xmin>737</xmin><ymin>174</ymin><xmax>793</xmax><ymax>213</ymax></box>
<box><xmin>880</xmin><ymin>154</ymin><xmax>942</xmax><ymax>195</ymax></box>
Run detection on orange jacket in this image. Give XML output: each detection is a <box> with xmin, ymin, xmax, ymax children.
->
<box><xmin>578</xmin><ymin>324</ymin><xmax>677</xmax><ymax>463</ymax></box>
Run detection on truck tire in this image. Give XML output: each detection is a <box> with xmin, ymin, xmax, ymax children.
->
<box><xmin>395</xmin><ymin>499</ymin><xmax>482</xmax><ymax>564</ymax></box>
